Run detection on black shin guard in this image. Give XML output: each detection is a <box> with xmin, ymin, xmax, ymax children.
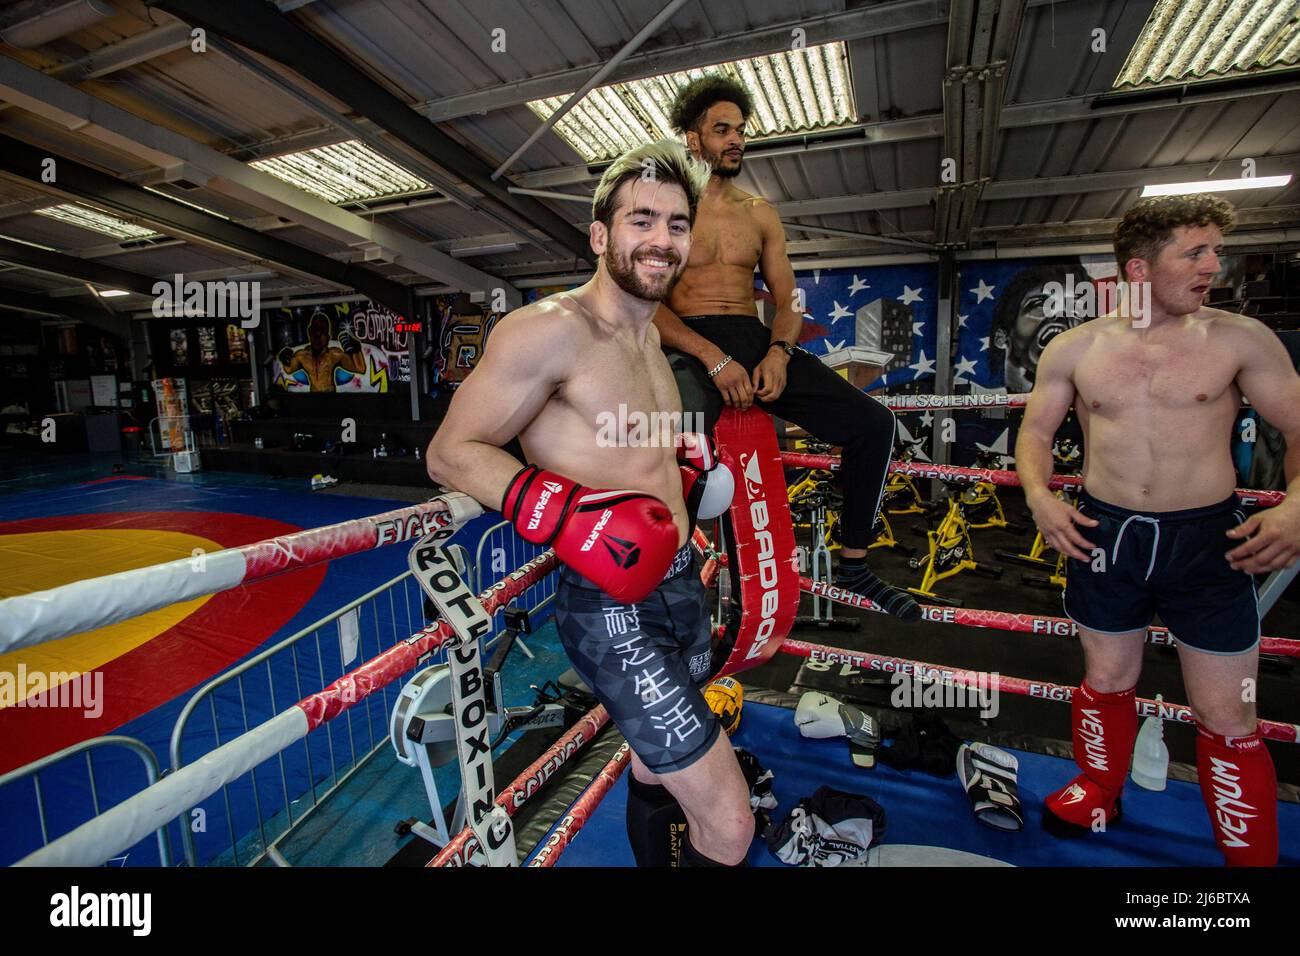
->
<box><xmin>625</xmin><ymin>773</ymin><xmax>687</xmax><ymax>867</ymax></box>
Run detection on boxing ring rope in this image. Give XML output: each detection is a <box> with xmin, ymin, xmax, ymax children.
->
<box><xmin>780</xmin><ymin>452</ymin><xmax>1290</xmax><ymax>507</ymax></box>
<box><xmin>877</xmin><ymin>393</ymin><xmax>1029</xmax><ymax>410</ymax></box>
<box><xmin>802</xmin><ymin>577</ymin><xmax>1300</xmax><ymax>658</ymax></box>
<box><xmin>0</xmin><ymin>493</ymin><xmax>484</xmax><ymax>653</ymax></box>
<box><xmin>691</xmin><ymin>529</ymin><xmax>1300</xmax><ymax>657</ymax></box>
<box><xmin>777</xmin><ymin>637</ymin><xmax>1300</xmax><ymax>744</ymax></box>
<box><xmin>16</xmin><ymin>549</ymin><xmax>558</xmax><ymax>867</ymax></box>
<box><xmin>527</xmin><ymin>744</ymin><xmax>631</xmax><ymax>867</ymax></box>
<box><xmin>875</xmin><ymin>393</ymin><xmax>1253</xmax><ymax>412</ymax></box>
<box><xmin>429</xmin><ymin>705</ymin><xmax>611</xmax><ymax>867</ymax></box>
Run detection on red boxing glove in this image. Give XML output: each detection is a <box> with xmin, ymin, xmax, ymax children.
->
<box><xmin>503</xmin><ymin>465</ymin><xmax>678</xmax><ymax>603</ymax></box>
<box><xmin>677</xmin><ymin>432</ymin><xmax>735</xmax><ymax>520</ymax></box>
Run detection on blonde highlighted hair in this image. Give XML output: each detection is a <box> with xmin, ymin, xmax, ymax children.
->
<box><xmin>591</xmin><ymin>139</ymin><xmax>711</xmax><ymax>229</ymax></box>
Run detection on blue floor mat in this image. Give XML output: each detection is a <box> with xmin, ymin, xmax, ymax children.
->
<box><xmin>552</xmin><ymin>701</ymin><xmax>1300</xmax><ymax>867</ymax></box>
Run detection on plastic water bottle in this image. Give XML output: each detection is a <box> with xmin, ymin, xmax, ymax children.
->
<box><xmin>1131</xmin><ymin>694</ymin><xmax>1169</xmax><ymax>791</ymax></box>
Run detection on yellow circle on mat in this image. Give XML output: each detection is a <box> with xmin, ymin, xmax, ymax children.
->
<box><xmin>0</xmin><ymin>529</ymin><xmax>222</xmax><ymax>706</ymax></box>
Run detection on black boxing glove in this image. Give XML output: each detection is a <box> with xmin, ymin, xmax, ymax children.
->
<box><xmin>338</xmin><ymin>325</ymin><xmax>362</xmax><ymax>355</ymax></box>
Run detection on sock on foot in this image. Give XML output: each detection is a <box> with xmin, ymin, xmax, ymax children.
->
<box><xmin>836</xmin><ymin>558</ymin><xmax>921</xmax><ymax>621</ymax></box>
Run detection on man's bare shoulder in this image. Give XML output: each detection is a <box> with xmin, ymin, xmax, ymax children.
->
<box><xmin>1043</xmin><ymin>319</ymin><xmax>1105</xmax><ymax>363</ymax></box>
<box><xmin>740</xmin><ymin>192</ymin><xmax>776</xmax><ymax>217</ymax></box>
<box><xmin>1199</xmin><ymin>306</ymin><xmax>1267</xmax><ymax>334</ymax></box>
<box><xmin>494</xmin><ymin>293</ymin><xmax>592</xmax><ymax>348</ymax></box>
<box><xmin>1200</xmin><ymin>307</ymin><xmax>1289</xmax><ymax>356</ymax></box>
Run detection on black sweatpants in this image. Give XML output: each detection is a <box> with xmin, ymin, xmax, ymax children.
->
<box><xmin>666</xmin><ymin>315</ymin><xmax>896</xmax><ymax>550</ymax></box>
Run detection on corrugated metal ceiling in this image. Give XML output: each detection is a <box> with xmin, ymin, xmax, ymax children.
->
<box><xmin>528</xmin><ymin>42</ymin><xmax>856</xmax><ymax>162</ymax></box>
<box><xmin>0</xmin><ymin>0</ymin><xmax>1296</xmax><ymax>310</ymax></box>
<box><xmin>1114</xmin><ymin>0</ymin><xmax>1300</xmax><ymax>90</ymax></box>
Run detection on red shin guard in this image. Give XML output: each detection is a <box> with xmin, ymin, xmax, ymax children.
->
<box><xmin>1196</xmin><ymin>725</ymin><xmax>1278</xmax><ymax>867</ymax></box>
<box><xmin>1044</xmin><ymin>682</ymin><xmax>1137</xmax><ymax>833</ymax></box>
<box><xmin>1072</xmin><ymin>682</ymin><xmax>1138</xmax><ymax>790</ymax></box>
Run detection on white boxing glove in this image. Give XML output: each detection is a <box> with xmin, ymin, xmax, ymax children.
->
<box><xmin>677</xmin><ymin>431</ymin><xmax>735</xmax><ymax>520</ymax></box>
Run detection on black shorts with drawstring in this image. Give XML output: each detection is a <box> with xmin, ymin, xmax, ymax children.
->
<box><xmin>1062</xmin><ymin>491</ymin><xmax>1260</xmax><ymax>655</ymax></box>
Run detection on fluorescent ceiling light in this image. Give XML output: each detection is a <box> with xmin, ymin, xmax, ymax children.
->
<box><xmin>527</xmin><ymin>42</ymin><xmax>857</xmax><ymax>163</ymax></box>
<box><xmin>1141</xmin><ymin>175</ymin><xmax>1292</xmax><ymax>197</ymax></box>
<box><xmin>251</xmin><ymin>140</ymin><xmax>432</xmax><ymax>204</ymax></box>
<box><xmin>1115</xmin><ymin>0</ymin><xmax>1300</xmax><ymax>90</ymax></box>
<box><xmin>35</xmin><ymin>204</ymin><xmax>159</xmax><ymax>240</ymax></box>
<box><xmin>95</xmin><ymin>289</ymin><xmax>130</xmax><ymax>298</ymax></box>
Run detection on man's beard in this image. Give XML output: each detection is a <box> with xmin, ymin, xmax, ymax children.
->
<box><xmin>605</xmin><ymin>244</ymin><xmax>681</xmax><ymax>301</ymax></box>
<box><xmin>702</xmin><ymin>144</ymin><xmax>743</xmax><ymax>178</ymax></box>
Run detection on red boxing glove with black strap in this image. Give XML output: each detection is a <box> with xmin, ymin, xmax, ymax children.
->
<box><xmin>503</xmin><ymin>465</ymin><xmax>678</xmax><ymax>603</ymax></box>
<box><xmin>677</xmin><ymin>432</ymin><xmax>735</xmax><ymax>520</ymax></box>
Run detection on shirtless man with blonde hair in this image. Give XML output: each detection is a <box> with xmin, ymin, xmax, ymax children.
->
<box><xmin>427</xmin><ymin>140</ymin><xmax>753</xmax><ymax>867</ymax></box>
<box><xmin>1017</xmin><ymin>194</ymin><xmax>1300</xmax><ymax>865</ymax></box>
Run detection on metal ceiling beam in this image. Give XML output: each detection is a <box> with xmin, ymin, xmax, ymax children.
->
<box><xmin>151</xmin><ymin>0</ymin><xmax>591</xmax><ymax>263</ymax></box>
<box><xmin>0</xmin><ymin>285</ymin><xmax>130</xmax><ymax>337</ymax></box>
<box><xmin>776</xmin><ymin>188</ymin><xmax>936</xmax><ymax>217</ymax></box>
<box><xmin>0</xmin><ymin>54</ymin><xmax>512</xmax><ymax>297</ymax></box>
<box><xmin>7</xmin><ymin>1</ymin><xmax>323</xmax><ymax>85</ymax></box>
<box><xmin>785</xmin><ymin>236</ymin><xmax>937</xmax><ymax>256</ymax></box>
<box><xmin>512</xmin><ymin>116</ymin><xmax>945</xmax><ymax>189</ymax></box>
<box><xmin>45</xmin><ymin>21</ymin><xmax>192</xmax><ymax>83</ymax></box>
<box><xmin>983</xmin><ymin>153</ymin><xmax>1300</xmax><ymax>201</ymax></box>
<box><xmin>510</xmin><ymin>72</ymin><xmax>1299</xmax><ymax>192</ymax></box>
<box><xmin>1002</xmin><ymin>76</ymin><xmax>1300</xmax><ymax>129</ymax></box>
<box><xmin>416</xmin><ymin>1</ymin><xmax>951</xmax><ymax>124</ymax></box>
<box><xmin>491</xmin><ymin>0</ymin><xmax>691</xmax><ymax>178</ymax></box>
<box><xmin>400</xmin><ymin>0</ymin><xmax>1064</xmax><ymax>124</ymax></box>
<box><xmin>972</xmin><ymin>204</ymin><xmax>1300</xmax><ymax>243</ymax></box>
<box><xmin>0</xmin><ymin>133</ymin><xmax>415</xmax><ymax>316</ymax></box>
<box><xmin>195</xmin><ymin>0</ymin><xmax>956</xmax><ymax>165</ymax></box>
<box><xmin>0</xmin><ymin>236</ymin><xmax>160</xmax><ymax>294</ymax></box>
<box><xmin>207</xmin><ymin>36</ymin><xmax>543</xmax><ymax>262</ymax></box>
<box><xmin>781</xmin><ymin>220</ymin><xmax>935</xmax><ymax>252</ymax></box>
<box><xmin>767</xmin><ymin>152</ymin><xmax>1300</xmax><ymax>218</ymax></box>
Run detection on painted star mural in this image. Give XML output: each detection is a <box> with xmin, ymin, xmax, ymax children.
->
<box><xmin>772</xmin><ymin>264</ymin><xmax>939</xmax><ymax>390</ymax></box>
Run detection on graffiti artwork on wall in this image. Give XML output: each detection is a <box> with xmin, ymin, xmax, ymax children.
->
<box><xmin>270</xmin><ymin>301</ymin><xmax>410</xmax><ymax>393</ymax></box>
<box><xmin>430</xmin><ymin>294</ymin><xmax>502</xmax><ymax>388</ymax></box>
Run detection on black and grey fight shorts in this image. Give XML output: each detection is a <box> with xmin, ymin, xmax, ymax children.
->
<box><xmin>554</xmin><ymin>544</ymin><xmax>721</xmax><ymax>774</ymax></box>
<box><xmin>1063</xmin><ymin>491</ymin><xmax>1260</xmax><ymax>655</ymax></box>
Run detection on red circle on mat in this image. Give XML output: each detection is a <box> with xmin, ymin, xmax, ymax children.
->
<box><xmin>0</xmin><ymin>511</ymin><xmax>326</xmax><ymax>773</ymax></box>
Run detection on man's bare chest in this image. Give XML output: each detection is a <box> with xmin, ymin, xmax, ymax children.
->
<box><xmin>1074</xmin><ymin>339</ymin><xmax>1238</xmax><ymax>412</ymax></box>
<box><xmin>558</xmin><ymin>342</ymin><xmax>679</xmax><ymax>432</ymax></box>
<box><xmin>690</xmin><ymin>204</ymin><xmax>762</xmax><ymax>268</ymax></box>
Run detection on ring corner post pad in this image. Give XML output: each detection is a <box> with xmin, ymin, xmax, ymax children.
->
<box><xmin>407</xmin><ymin>531</ymin><xmax>517</xmax><ymax>867</ymax></box>
<box><xmin>712</xmin><ymin>406</ymin><xmax>801</xmax><ymax>677</ymax></box>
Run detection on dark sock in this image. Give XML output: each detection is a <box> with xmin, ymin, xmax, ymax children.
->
<box><xmin>625</xmin><ymin>773</ymin><xmax>687</xmax><ymax>867</ymax></box>
<box><xmin>835</xmin><ymin>557</ymin><xmax>921</xmax><ymax>621</ymax></box>
<box><xmin>680</xmin><ymin>836</ymin><xmax>748</xmax><ymax>867</ymax></box>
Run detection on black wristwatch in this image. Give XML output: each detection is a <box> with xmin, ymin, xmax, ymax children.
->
<box><xmin>769</xmin><ymin>340</ymin><xmax>796</xmax><ymax>356</ymax></box>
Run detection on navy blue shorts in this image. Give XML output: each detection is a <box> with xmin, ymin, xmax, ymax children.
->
<box><xmin>554</xmin><ymin>545</ymin><xmax>721</xmax><ymax>774</ymax></box>
<box><xmin>1063</xmin><ymin>492</ymin><xmax>1260</xmax><ymax>655</ymax></box>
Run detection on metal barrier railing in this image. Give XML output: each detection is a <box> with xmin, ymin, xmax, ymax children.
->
<box><xmin>168</xmin><ymin>558</ymin><xmax>447</xmax><ymax>867</ymax></box>
<box><xmin>3</xmin><ymin>519</ymin><xmax>560</xmax><ymax>868</ymax></box>
<box><xmin>474</xmin><ymin>519</ymin><xmax>559</xmax><ymax>655</ymax></box>
<box><xmin>0</xmin><ymin>735</ymin><xmax>171</xmax><ymax>867</ymax></box>
<box><xmin>167</xmin><ymin>522</ymin><xmax>559</xmax><ymax>867</ymax></box>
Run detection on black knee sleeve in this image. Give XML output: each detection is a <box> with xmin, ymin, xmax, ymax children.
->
<box><xmin>625</xmin><ymin>773</ymin><xmax>687</xmax><ymax>867</ymax></box>
<box><xmin>680</xmin><ymin>835</ymin><xmax>749</xmax><ymax>867</ymax></box>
